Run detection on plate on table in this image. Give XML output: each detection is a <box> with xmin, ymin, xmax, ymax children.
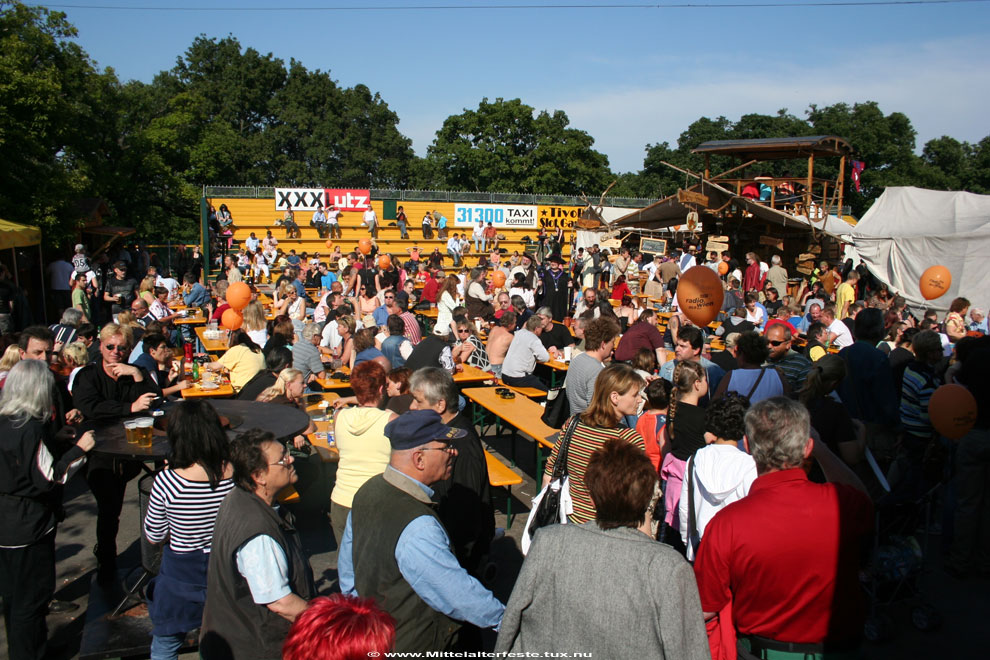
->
<box><xmin>199</xmin><ymin>382</ymin><xmax>220</xmax><ymax>391</ymax></box>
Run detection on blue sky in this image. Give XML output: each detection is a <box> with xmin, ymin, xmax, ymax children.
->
<box><xmin>52</xmin><ymin>1</ymin><xmax>990</xmax><ymax>173</ymax></box>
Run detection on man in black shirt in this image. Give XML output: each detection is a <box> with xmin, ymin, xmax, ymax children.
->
<box><xmin>536</xmin><ymin>307</ymin><xmax>575</xmax><ymax>357</ymax></box>
<box><xmin>73</xmin><ymin>323</ymin><xmax>158</xmax><ymax>579</ymax></box>
<box><xmin>103</xmin><ymin>261</ymin><xmax>137</xmax><ymax>317</ymax></box>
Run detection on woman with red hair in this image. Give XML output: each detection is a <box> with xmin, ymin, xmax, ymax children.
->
<box><xmin>283</xmin><ymin>595</ymin><xmax>395</xmax><ymax>660</ymax></box>
<box><xmin>329</xmin><ymin>361</ymin><xmax>396</xmax><ymax>544</ymax></box>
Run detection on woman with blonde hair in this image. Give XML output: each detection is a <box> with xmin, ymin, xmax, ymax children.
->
<box><xmin>62</xmin><ymin>341</ymin><xmax>90</xmax><ymax>393</ymax></box>
<box><xmin>542</xmin><ymin>363</ymin><xmax>646</xmax><ymax>524</ymax></box>
<box><xmin>115</xmin><ymin>310</ymin><xmax>141</xmax><ymax>345</ymax></box>
<box><xmin>242</xmin><ymin>300</ymin><xmax>268</xmax><ymax>347</ymax></box>
<box><xmin>0</xmin><ymin>344</ymin><xmax>20</xmax><ymax>387</ymax></box>
<box><xmin>139</xmin><ymin>276</ymin><xmax>157</xmax><ymax>306</ymax></box>
<box><xmin>659</xmin><ymin>360</ymin><xmax>708</xmax><ymax>547</ymax></box>
<box><xmin>257</xmin><ymin>367</ymin><xmax>305</xmax><ymax>405</ymax></box>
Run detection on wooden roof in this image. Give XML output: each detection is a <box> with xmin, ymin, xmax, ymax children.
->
<box><xmin>692</xmin><ymin>136</ymin><xmax>853</xmax><ymax>160</ymax></box>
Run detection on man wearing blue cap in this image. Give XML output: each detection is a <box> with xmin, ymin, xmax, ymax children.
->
<box><xmin>337</xmin><ymin>410</ymin><xmax>505</xmax><ymax>652</ymax></box>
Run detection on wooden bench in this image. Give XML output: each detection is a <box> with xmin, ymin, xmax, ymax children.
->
<box><xmin>501</xmin><ymin>383</ymin><xmax>548</xmax><ymax>400</ymax></box>
<box><xmin>485</xmin><ymin>449</ymin><xmax>524</xmax><ymax>527</ymax></box>
<box><xmin>463</xmin><ymin>387</ymin><xmax>558</xmax><ymax>474</ymax></box>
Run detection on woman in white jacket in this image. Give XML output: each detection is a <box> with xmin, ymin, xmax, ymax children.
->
<box><xmin>679</xmin><ymin>393</ymin><xmax>757</xmax><ymax>561</ymax></box>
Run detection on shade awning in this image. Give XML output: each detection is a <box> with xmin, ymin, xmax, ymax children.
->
<box><xmin>613</xmin><ymin>181</ymin><xmax>845</xmax><ymax>239</ymax></box>
<box><xmin>692</xmin><ymin>136</ymin><xmax>854</xmax><ymax>160</ymax></box>
<box><xmin>0</xmin><ymin>219</ymin><xmax>42</xmax><ymax>250</ymax></box>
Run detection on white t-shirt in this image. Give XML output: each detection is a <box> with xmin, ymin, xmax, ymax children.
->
<box><xmin>363</xmin><ymin>209</ymin><xmax>377</xmax><ymax>227</ymax></box>
<box><xmin>446</xmin><ymin>237</ymin><xmax>461</xmax><ymax>253</ymax></box>
<box><xmin>678</xmin><ymin>444</ymin><xmax>757</xmax><ymax>561</ymax></box>
<box><xmin>473</xmin><ymin>224</ymin><xmax>484</xmax><ymax>238</ymax></box>
<box><xmin>828</xmin><ymin>318</ymin><xmax>854</xmax><ymax>348</ymax></box>
<box><xmin>326</xmin><ymin>209</ymin><xmax>341</xmax><ymax>224</ymax></box>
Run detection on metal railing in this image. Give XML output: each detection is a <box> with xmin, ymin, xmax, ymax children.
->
<box><xmin>202</xmin><ymin>185</ymin><xmax>657</xmax><ymax>209</ymax></box>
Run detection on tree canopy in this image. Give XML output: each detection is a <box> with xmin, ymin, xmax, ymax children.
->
<box><xmin>1</xmin><ymin>1</ymin><xmax>987</xmax><ymax>248</ymax></box>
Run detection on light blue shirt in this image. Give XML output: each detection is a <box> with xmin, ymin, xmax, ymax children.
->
<box><xmin>372</xmin><ymin>304</ymin><xmax>390</xmax><ymax>327</ymax></box>
<box><xmin>659</xmin><ymin>356</ymin><xmax>726</xmax><ymax>396</ymax></box>
<box><xmin>183</xmin><ymin>282</ymin><xmax>209</xmax><ymax>307</ymax></box>
<box><xmin>969</xmin><ymin>318</ymin><xmax>988</xmax><ymax>335</ymax></box>
<box><xmin>320</xmin><ymin>272</ymin><xmax>337</xmax><ymax>290</ymax></box>
<box><xmin>235</xmin><ymin>534</ymin><xmax>290</xmax><ymax>604</ymax></box>
<box><xmin>338</xmin><ymin>467</ymin><xmax>504</xmax><ymax>630</ymax></box>
<box><xmin>436</xmin><ymin>214</ymin><xmax>448</xmax><ymax>228</ymax></box>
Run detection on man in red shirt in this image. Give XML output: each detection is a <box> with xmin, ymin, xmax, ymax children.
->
<box><xmin>694</xmin><ymin>397</ymin><xmax>872</xmax><ymax>659</ymax></box>
<box><xmin>420</xmin><ymin>268</ymin><xmax>440</xmax><ymax>305</ymax></box>
<box><xmin>613</xmin><ymin>309</ymin><xmax>665</xmax><ymax>364</ymax></box>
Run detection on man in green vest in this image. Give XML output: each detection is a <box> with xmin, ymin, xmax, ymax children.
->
<box><xmin>337</xmin><ymin>410</ymin><xmax>505</xmax><ymax>652</ymax></box>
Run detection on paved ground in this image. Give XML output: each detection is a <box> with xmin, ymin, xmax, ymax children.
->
<box><xmin>5</xmin><ymin>426</ymin><xmax>986</xmax><ymax>659</ymax></box>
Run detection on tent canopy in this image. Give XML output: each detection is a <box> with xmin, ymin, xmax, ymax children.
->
<box><xmin>0</xmin><ymin>219</ymin><xmax>41</xmax><ymax>250</ymax></box>
<box><xmin>692</xmin><ymin>136</ymin><xmax>854</xmax><ymax>160</ymax></box>
<box><xmin>847</xmin><ymin>187</ymin><xmax>990</xmax><ymax>314</ymax></box>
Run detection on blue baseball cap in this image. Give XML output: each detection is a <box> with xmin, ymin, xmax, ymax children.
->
<box><xmin>384</xmin><ymin>410</ymin><xmax>467</xmax><ymax>451</ymax></box>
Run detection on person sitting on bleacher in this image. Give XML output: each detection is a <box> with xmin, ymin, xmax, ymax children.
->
<box><xmin>311</xmin><ymin>207</ymin><xmax>328</xmax><ymax>238</ymax></box>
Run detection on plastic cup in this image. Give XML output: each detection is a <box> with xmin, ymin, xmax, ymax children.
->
<box><xmin>123</xmin><ymin>420</ymin><xmax>139</xmax><ymax>444</ymax></box>
<box><xmin>563</xmin><ymin>346</ymin><xmax>572</xmax><ymax>362</ymax></box>
<box><xmin>135</xmin><ymin>417</ymin><xmax>154</xmax><ymax>448</ymax></box>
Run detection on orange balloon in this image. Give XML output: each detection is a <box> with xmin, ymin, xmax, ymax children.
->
<box><xmin>492</xmin><ymin>271</ymin><xmax>506</xmax><ymax>288</ymax></box>
<box><xmin>928</xmin><ymin>384</ymin><xmax>977</xmax><ymax>439</ymax></box>
<box><xmin>325</xmin><ymin>239</ymin><xmax>333</xmax><ymax>249</ymax></box>
<box><xmin>717</xmin><ymin>261</ymin><xmax>729</xmax><ymax>276</ymax></box>
<box><xmin>920</xmin><ymin>265</ymin><xmax>951</xmax><ymax>300</ymax></box>
<box><xmin>221</xmin><ymin>308</ymin><xmax>243</xmax><ymax>331</ymax></box>
<box><xmin>358</xmin><ymin>238</ymin><xmax>372</xmax><ymax>255</ymax></box>
<box><xmin>378</xmin><ymin>255</ymin><xmax>392</xmax><ymax>270</ymax></box>
<box><xmin>226</xmin><ymin>281</ymin><xmax>251</xmax><ymax>311</ymax></box>
<box><xmin>676</xmin><ymin>266</ymin><xmax>724</xmax><ymax>328</ymax></box>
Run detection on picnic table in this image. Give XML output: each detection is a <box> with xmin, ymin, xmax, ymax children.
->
<box><xmin>463</xmin><ymin>386</ymin><xmax>558</xmax><ymax>473</ymax></box>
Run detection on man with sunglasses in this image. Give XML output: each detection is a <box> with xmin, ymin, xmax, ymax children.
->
<box><xmin>338</xmin><ymin>410</ymin><xmax>504</xmax><ymax>653</ymax></box>
<box><xmin>763</xmin><ymin>324</ymin><xmax>812</xmax><ymax>392</ymax></box>
<box><xmin>72</xmin><ymin>323</ymin><xmax>159</xmax><ymax>580</ymax></box>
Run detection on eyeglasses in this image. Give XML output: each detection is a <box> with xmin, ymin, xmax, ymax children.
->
<box><xmin>457</xmin><ymin>329</ymin><xmax>470</xmax><ymax>334</ymax></box>
<box><xmin>384</xmin><ymin>296</ymin><xmax>394</xmax><ymax>300</ymax></box>
<box><xmin>104</xmin><ymin>344</ymin><xmax>126</xmax><ymax>352</ymax></box>
<box><xmin>420</xmin><ymin>443</ymin><xmax>455</xmax><ymax>454</ymax></box>
<box><xmin>270</xmin><ymin>451</ymin><xmax>292</xmax><ymax>467</ymax></box>
<box><xmin>768</xmin><ymin>339</ymin><xmax>788</xmax><ymax>347</ymax></box>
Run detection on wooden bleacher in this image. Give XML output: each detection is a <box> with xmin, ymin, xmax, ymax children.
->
<box><xmin>210</xmin><ymin>198</ymin><xmax>573</xmax><ymax>270</ymax></box>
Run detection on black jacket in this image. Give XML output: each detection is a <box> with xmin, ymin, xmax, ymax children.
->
<box><xmin>72</xmin><ymin>362</ymin><xmax>158</xmax><ymax>422</ymax></box>
<box><xmin>0</xmin><ymin>417</ymin><xmax>86</xmax><ymax>546</ymax></box>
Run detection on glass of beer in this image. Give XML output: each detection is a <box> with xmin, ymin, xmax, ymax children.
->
<box><xmin>135</xmin><ymin>417</ymin><xmax>154</xmax><ymax>448</ymax></box>
<box><xmin>123</xmin><ymin>419</ymin><xmax>139</xmax><ymax>444</ymax></box>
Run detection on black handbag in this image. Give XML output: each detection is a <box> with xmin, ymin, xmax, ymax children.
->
<box><xmin>540</xmin><ymin>386</ymin><xmax>570</xmax><ymax>429</ymax></box>
<box><xmin>527</xmin><ymin>416</ymin><xmax>580</xmax><ymax>540</ymax></box>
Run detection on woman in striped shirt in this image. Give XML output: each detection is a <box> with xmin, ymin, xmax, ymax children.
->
<box><xmin>144</xmin><ymin>401</ymin><xmax>234</xmax><ymax>660</ymax></box>
<box><xmin>543</xmin><ymin>364</ymin><xmax>647</xmax><ymax>524</ymax></box>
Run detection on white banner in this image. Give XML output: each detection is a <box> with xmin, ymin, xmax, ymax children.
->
<box><xmin>453</xmin><ymin>203</ymin><xmax>538</xmax><ymax>228</ymax></box>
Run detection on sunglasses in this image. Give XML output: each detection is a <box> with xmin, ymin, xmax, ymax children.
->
<box><xmin>768</xmin><ymin>339</ymin><xmax>787</xmax><ymax>347</ymax></box>
<box><xmin>104</xmin><ymin>344</ymin><xmax>126</xmax><ymax>352</ymax></box>
<box><xmin>384</xmin><ymin>296</ymin><xmax>394</xmax><ymax>300</ymax></box>
<box><xmin>457</xmin><ymin>329</ymin><xmax>470</xmax><ymax>334</ymax></box>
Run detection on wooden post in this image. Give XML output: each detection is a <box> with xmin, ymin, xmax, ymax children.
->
<box><xmin>704</xmin><ymin>155</ymin><xmax>711</xmax><ymax>180</ymax></box>
<box><xmin>806</xmin><ymin>155</ymin><xmax>815</xmax><ymax>215</ymax></box>
<box><xmin>837</xmin><ymin>155</ymin><xmax>846</xmax><ymax>217</ymax></box>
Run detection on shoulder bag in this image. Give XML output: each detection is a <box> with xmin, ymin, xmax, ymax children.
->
<box><xmin>521</xmin><ymin>415</ymin><xmax>580</xmax><ymax>554</ymax></box>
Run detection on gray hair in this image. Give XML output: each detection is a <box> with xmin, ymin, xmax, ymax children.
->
<box><xmin>971</xmin><ymin>307</ymin><xmax>984</xmax><ymax>318</ymax></box>
<box><xmin>744</xmin><ymin>397</ymin><xmax>810</xmax><ymax>472</ymax></box>
<box><xmin>60</xmin><ymin>308</ymin><xmax>83</xmax><ymax>327</ymax></box>
<box><xmin>301</xmin><ymin>323</ymin><xmax>321</xmax><ymax>341</ymax></box>
<box><xmin>536</xmin><ymin>306</ymin><xmax>553</xmax><ymax>319</ymax></box>
<box><xmin>771</xmin><ymin>254</ymin><xmax>781</xmax><ymax>265</ymax></box>
<box><xmin>0</xmin><ymin>360</ymin><xmax>54</xmax><ymax>427</ymax></box>
<box><xmin>525</xmin><ymin>315</ymin><xmax>543</xmax><ymax>332</ymax></box>
<box><xmin>408</xmin><ymin>367</ymin><xmax>457</xmax><ymax>413</ymax></box>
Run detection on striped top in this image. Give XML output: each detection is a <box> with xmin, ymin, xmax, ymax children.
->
<box><xmin>900</xmin><ymin>361</ymin><xmax>938</xmax><ymax>439</ymax></box>
<box><xmin>143</xmin><ymin>469</ymin><xmax>235</xmax><ymax>553</ymax></box>
<box><xmin>544</xmin><ymin>419</ymin><xmax>646</xmax><ymax>525</ymax></box>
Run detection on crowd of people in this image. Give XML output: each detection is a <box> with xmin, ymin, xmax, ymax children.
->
<box><xmin>1</xmin><ymin>233</ymin><xmax>987</xmax><ymax>660</ymax></box>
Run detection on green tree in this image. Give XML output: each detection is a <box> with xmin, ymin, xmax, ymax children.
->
<box><xmin>0</xmin><ymin>1</ymin><xmax>119</xmax><ymax>244</ymax></box>
<box><xmin>423</xmin><ymin>98</ymin><xmax>613</xmax><ymax>195</ymax></box>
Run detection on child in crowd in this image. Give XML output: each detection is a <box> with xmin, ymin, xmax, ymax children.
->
<box><xmin>636</xmin><ymin>378</ymin><xmax>672</xmax><ymax>472</ymax></box>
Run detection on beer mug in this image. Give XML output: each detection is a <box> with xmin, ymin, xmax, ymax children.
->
<box><xmin>123</xmin><ymin>419</ymin><xmax>139</xmax><ymax>444</ymax></box>
<box><xmin>135</xmin><ymin>417</ymin><xmax>154</xmax><ymax>448</ymax></box>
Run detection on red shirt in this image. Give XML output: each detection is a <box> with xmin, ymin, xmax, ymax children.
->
<box><xmin>610</xmin><ymin>281</ymin><xmax>631</xmax><ymax>301</ymax></box>
<box><xmin>613</xmin><ymin>321</ymin><xmax>664</xmax><ymax>362</ymax></box>
<box><xmin>694</xmin><ymin>468</ymin><xmax>872</xmax><ymax>645</ymax></box>
<box><xmin>421</xmin><ymin>277</ymin><xmax>439</xmax><ymax>303</ymax></box>
<box><xmin>211</xmin><ymin>302</ymin><xmax>230</xmax><ymax>321</ymax></box>
<box><xmin>764</xmin><ymin>319</ymin><xmax>798</xmax><ymax>335</ymax></box>
<box><xmin>744</xmin><ymin>262</ymin><xmax>765</xmax><ymax>292</ymax></box>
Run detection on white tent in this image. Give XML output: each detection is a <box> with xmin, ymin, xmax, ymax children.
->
<box><xmin>847</xmin><ymin>187</ymin><xmax>990</xmax><ymax>314</ymax></box>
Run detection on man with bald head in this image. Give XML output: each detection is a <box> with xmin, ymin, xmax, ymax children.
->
<box><xmin>798</xmin><ymin>302</ymin><xmax>823</xmax><ymax>335</ymax></box>
<box><xmin>763</xmin><ymin>324</ymin><xmax>812</xmax><ymax>391</ymax></box>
